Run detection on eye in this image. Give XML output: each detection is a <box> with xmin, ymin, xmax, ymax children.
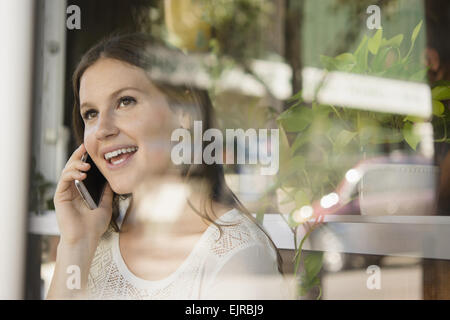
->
<box><xmin>118</xmin><ymin>96</ymin><xmax>136</xmax><ymax>108</ymax></box>
<box><xmin>82</xmin><ymin>109</ymin><xmax>97</xmax><ymax>121</ymax></box>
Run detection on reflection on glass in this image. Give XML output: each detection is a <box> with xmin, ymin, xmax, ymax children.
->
<box><xmin>23</xmin><ymin>0</ymin><xmax>450</xmax><ymax>301</ymax></box>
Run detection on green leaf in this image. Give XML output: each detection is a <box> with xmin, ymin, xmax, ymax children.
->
<box><xmin>432</xmin><ymin>100</ymin><xmax>445</xmax><ymax>116</ymax></box>
<box><xmin>299</xmin><ymin>275</ymin><xmax>321</xmax><ymax>294</ymax></box>
<box><xmin>403</xmin><ymin>20</ymin><xmax>423</xmax><ymax>63</ymax></box>
<box><xmin>358</xmin><ymin>126</ymin><xmax>375</xmax><ymax>146</ymax></box>
<box><xmin>432</xmin><ymin>80</ymin><xmax>450</xmax><ymax>88</ymax></box>
<box><xmin>277</xmin><ymin>105</ymin><xmax>298</xmax><ymax>121</ymax></box>
<box><xmin>373</xmin><ymin>112</ymin><xmax>394</xmax><ymax>124</ymax></box>
<box><xmin>281</xmin><ymin>155</ymin><xmax>306</xmax><ymax>177</ymax></box>
<box><xmin>334</xmin><ymin>130</ymin><xmax>357</xmax><ymax>149</ymax></box>
<box><xmin>335</xmin><ymin>53</ymin><xmax>355</xmax><ymax>63</ymax></box>
<box><xmin>411</xmin><ymin>20</ymin><xmax>423</xmax><ymax>45</ymax></box>
<box><xmin>431</xmin><ymin>86</ymin><xmax>450</xmax><ymax>100</ymax></box>
<box><xmin>355</xmin><ymin>35</ymin><xmax>368</xmax><ymax>56</ymax></box>
<box><xmin>320</xmin><ymin>55</ymin><xmax>337</xmax><ymax>71</ymax></box>
<box><xmin>403</xmin><ymin>122</ymin><xmax>420</xmax><ymax>150</ymax></box>
<box><xmin>403</xmin><ymin>115</ymin><xmax>424</xmax><ymax>123</ymax></box>
<box><xmin>334</xmin><ymin>53</ymin><xmax>356</xmax><ymax>72</ymax></box>
<box><xmin>304</xmin><ymin>252</ymin><xmax>324</xmax><ymax>279</ymax></box>
<box><xmin>368</xmin><ymin>29</ymin><xmax>383</xmax><ymax>55</ymax></box>
<box><xmin>290</xmin><ymin>133</ymin><xmax>310</xmax><ymax>154</ymax></box>
<box><xmin>354</xmin><ymin>35</ymin><xmax>369</xmax><ymax>72</ymax></box>
<box><xmin>277</xmin><ymin>106</ymin><xmax>313</xmax><ymax>132</ymax></box>
<box><xmin>287</xmin><ymin>210</ymin><xmax>300</xmax><ymax>228</ymax></box>
<box><xmin>279</xmin><ymin>196</ymin><xmax>294</xmax><ymax>206</ymax></box>
<box><xmin>277</xmin><ymin>125</ymin><xmax>291</xmax><ymax>169</ymax></box>
<box><xmin>383</xmin><ymin>63</ymin><xmax>405</xmax><ymax>78</ymax></box>
<box><xmin>312</xmin><ymin>104</ymin><xmax>333</xmax><ymax>117</ymax></box>
<box><xmin>371</xmin><ymin>47</ymin><xmax>391</xmax><ymax>72</ymax></box>
<box><xmin>288</xmin><ymin>90</ymin><xmax>303</xmax><ymax>102</ymax></box>
<box><xmin>410</xmin><ymin>69</ymin><xmax>427</xmax><ymax>82</ymax></box>
<box><xmin>294</xmin><ymin>190</ymin><xmax>310</xmax><ymax>208</ymax></box>
<box><xmin>381</xmin><ymin>34</ymin><xmax>404</xmax><ymax>48</ymax></box>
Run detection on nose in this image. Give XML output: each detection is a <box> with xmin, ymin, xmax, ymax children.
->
<box><xmin>94</xmin><ymin>111</ymin><xmax>119</xmax><ymax>140</ymax></box>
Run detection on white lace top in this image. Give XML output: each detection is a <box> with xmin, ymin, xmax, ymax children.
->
<box><xmin>87</xmin><ymin>199</ymin><xmax>290</xmax><ymax>300</ymax></box>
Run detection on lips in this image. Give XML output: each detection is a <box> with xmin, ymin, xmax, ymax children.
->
<box><xmin>101</xmin><ymin>145</ymin><xmax>138</xmax><ymax>160</ymax></box>
<box><xmin>105</xmin><ymin>150</ymin><xmax>137</xmax><ymax>170</ymax></box>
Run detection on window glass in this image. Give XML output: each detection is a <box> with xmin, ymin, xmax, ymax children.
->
<box><xmin>22</xmin><ymin>0</ymin><xmax>450</xmax><ymax>300</ymax></box>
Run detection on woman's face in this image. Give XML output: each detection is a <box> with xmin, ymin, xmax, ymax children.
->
<box><xmin>79</xmin><ymin>58</ymin><xmax>178</xmax><ymax>195</ymax></box>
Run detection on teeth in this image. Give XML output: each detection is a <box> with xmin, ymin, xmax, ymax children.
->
<box><xmin>111</xmin><ymin>158</ymin><xmax>126</xmax><ymax>165</ymax></box>
<box><xmin>105</xmin><ymin>146</ymin><xmax>137</xmax><ymax>160</ymax></box>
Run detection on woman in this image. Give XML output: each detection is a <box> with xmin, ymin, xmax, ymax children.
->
<box><xmin>47</xmin><ymin>33</ymin><xmax>289</xmax><ymax>299</ymax></box>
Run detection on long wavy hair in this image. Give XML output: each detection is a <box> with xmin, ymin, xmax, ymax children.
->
<box><xmin>71</xmin><ymin>33</ymin><xmax>283</xmax><ymax>273</ymax></box>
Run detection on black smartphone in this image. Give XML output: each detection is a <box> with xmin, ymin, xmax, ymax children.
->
<box><xmin>74</xmin><ymin>152</ymin><xmax>107</xmax><ymax>210</ymax></box>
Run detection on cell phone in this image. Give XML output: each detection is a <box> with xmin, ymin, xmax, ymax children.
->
<box><xmin>74</xmin><ymin>152</ymin><xmax>107</xmax><ymax>210</ymax></box>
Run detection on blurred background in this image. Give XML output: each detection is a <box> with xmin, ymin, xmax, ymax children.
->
<box><xmin>1</xmin><ymin>0</ymin><xmax>449</xmax><ymax>299</ymax></box>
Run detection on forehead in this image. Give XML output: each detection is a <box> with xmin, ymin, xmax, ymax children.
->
<box><xmin>79</xmin><ymin>58</ymin><xmax>151</xmax><ymax>102</ymax></box>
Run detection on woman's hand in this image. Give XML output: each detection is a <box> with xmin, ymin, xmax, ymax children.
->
<box><xmin>53</xmin><ymin>143</ymin><xmax>114</xmax><ymax>245</ymax></box>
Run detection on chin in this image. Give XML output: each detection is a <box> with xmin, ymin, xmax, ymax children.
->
<box><xmin>109</xmin><ymin>182</ymin><xmax>133</xmax><ymax>196</ymax></box>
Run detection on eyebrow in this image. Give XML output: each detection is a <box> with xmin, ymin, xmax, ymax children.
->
<box><xmin>80</xmin><ymin>86</ymin><xmax>142</xmax><ymax>112</ymax></box>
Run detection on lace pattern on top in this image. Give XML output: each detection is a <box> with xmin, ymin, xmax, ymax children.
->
<box><xmin>87</xmin><ymin>205</ymin><xmax>279</xmax><ymax>300</ymax></box>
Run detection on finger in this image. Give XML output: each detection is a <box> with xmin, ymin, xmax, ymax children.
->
<box><xmin>64</xmin><ymin>159</ymin><xmax>90</xmax><ymax>172</ymax></box>
<box><xmin>66</xmin><ymin>144</ymin><xmax>87</xmax><ymax>166</ymax></box>
<box><xmin>57</xmin><ymin>161</ymin><xmax>86</xmax><ymax>187</ymax></box>
<box><xmin>57</xmin><ymin>169</ymin><xmax>86</xmax><ymax>190</ymax></box>
<box><xmin>73</xmin><ymin>161</ymin><xmax>90</xmax><ymax>172</ymax></box>
<box><xmin>62</xmin><ymin>169</ymin><xmax>86</xmax><ymax>183</ymax></box>
<box><xmin>55</xmin><ymin>170</ymin><xmax>86</xmax><ymax>196</ymax></box>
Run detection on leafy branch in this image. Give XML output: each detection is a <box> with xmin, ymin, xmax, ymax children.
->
<box><xmin>275</xmin><ymin>20</ymin><xmax>450</xmax><ymax>299</ymax></box>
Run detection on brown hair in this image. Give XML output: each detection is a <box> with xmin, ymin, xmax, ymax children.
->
<box><xmin>71</xmin><ymin>33</ymin><xmax>283</xmax><ymax>273</ymax></box>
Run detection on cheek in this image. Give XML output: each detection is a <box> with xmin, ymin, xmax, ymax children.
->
<box><xmin>83</xmin><ymin>128</ymin><xmax>97</xmax><ymax>157</ymax></box>
<box><xmin>139</xmin><ymin>104</ymin><xmax>177</xmax><ymax>135</ymax></box>
<box><xmin>135</xmin><ymin>112</ymin><xmax>175</xmax><ymax>164</ymax></box>
<box><xmin>151</xmin><ymin>107</ymin><xmax>171</xmax><ymax>129</ymax></box>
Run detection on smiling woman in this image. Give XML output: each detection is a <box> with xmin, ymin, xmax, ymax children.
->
<box><xmin>47</xmin><ymin>33</ymin><xmax>291</xmax><ymax>300</ymax></box>
<box><xmin>77</xmin><ymin>57</ymin><xmax>177</xmax><ymax>195</ymax></box>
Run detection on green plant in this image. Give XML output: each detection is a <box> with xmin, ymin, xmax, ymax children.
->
<box><xmin>274</xmin><ymin>21</ymin><xmax>450</xmax><ymax>299</ymax></box>
<box><xmin>198</xmin><ymin>0</ymin><xmax>274</xmax><ymax>60</ymax></box>
<box><xmin>29</xmin><ymin>157</ymin><xmax>55</xmax><ymax>214</ymax></box>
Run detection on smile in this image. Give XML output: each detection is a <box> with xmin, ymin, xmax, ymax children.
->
<box><xmin>105</xmin><ymin>149</ymin><xmax>137</xmax><ymax>170</ymax></box>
